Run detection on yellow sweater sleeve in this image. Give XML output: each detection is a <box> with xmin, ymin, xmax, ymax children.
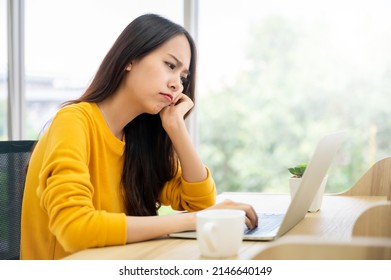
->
<box><xmin>36</xmin><ymin>104</ymin><xmax>127</xmax><ymax>253</ymax></box>
<box><xmin>159</xmin><ymin>165</ymin><xmax>217</xmax><ymax>211</ymax></box>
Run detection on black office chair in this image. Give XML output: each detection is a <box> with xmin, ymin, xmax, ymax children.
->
<box><xmin>0</xmin><ymin>140</ymin><xmax>36</xmax><ymax>260</ymax></box>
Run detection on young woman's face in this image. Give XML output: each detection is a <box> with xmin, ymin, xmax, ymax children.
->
<box><xmin>123</xmin><ymin>34</ymin><xmax>191</xmax><ymax>114</ymax></box>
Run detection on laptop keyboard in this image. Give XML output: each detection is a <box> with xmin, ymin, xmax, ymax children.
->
<box><xmin>244</xmin><ymin>213</ymin><xmax>285</xmax><ymax>235</ymax></box>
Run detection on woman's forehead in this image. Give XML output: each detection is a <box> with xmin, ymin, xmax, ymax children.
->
<box><xmin>154</xmin><ymin>35</ymin><xmax>191</xmax><ymax>69</ymax></box>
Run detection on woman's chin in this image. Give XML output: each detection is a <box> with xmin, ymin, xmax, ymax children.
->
<box><xmin>152</xmin><ymin>104</ymin><xmax>167</xmax><ymax>115</ymax></box>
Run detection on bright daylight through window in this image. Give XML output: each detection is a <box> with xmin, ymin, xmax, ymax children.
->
<box><xmin>197</xmin><ymin>0</ymin><xmax>391</xmax><ymax>194</ymax></box>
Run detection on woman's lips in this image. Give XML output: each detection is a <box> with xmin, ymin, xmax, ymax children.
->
<box><xmin>160</xmin><ymin>93</ymin><xmax>173</xmax><ymax>102</ymax></box>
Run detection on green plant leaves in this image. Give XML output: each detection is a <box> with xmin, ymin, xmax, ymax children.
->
<box><xmin>288</xmin><ymin>163</ymin><xmax>307</xmax><ymax>177</ymax></box>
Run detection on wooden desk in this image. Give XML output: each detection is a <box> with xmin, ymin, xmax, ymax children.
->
<box><xmin>63</xmin><ymin>193</ymin><xmax>386</xmax><ymax>260</ymax></box>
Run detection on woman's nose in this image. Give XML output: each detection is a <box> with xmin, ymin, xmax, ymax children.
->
<box><xmin>168</xmin><ymin>77</ymin><xmax>183</xmax><ymax>92</ymax></box>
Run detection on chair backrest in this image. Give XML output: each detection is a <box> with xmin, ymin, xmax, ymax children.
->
<box><xmin>352</xmin><ymin>202</ymin><xmax>391</xmax><ymax>238</ymax></box>
<box><xmin>338</xmin><ymin>157</ymin><xmax>391</xmax><ymax>200</ymax></box>
<box><xmin>0</xmin><ymin>140</ymin><xmax>36</xmax><ymax>260</ymax></box>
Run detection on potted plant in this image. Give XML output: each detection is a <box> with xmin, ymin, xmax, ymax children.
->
<box><xmin>288</xmin><ymin>163</ymin><xmax>307</xmax><ymax>178</ymax></box>
<box><xmin>288</xmin><ymin>163</ymin><xmax>327</xmax><ymax>212</ymax></box>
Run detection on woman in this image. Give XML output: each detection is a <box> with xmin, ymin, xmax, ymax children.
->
<box><xmin>20</xmin><ymin>13</ymin><xmax>257</xmax><ymax>260</ymax></box>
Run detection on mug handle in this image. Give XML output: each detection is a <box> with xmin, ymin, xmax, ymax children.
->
<box><xmin>201</xmin><ymin>222</ymin><xmax>217</xmax><ymax>253</ymax></box>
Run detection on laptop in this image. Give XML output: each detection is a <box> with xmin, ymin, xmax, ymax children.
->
<box><xmin>169</xmin><ymin>131</ymin><xmax>346</xmax><ymax>241</ymax></box>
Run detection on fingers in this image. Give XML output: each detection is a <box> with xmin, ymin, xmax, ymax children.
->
<box><xmin>160</xmin><ymin>94</ymin><xmax>193</xmax><ymax>132</ymax></box>
<box><xmin>242</xmin><ymin>203</ymin><xmax>258</xmax><ymax>230</ymax></box>
<box><xmin>162</xmin><ymin>94</ymin><xmax>193</xmax><ymax>119</ymax></box>
<box><xmin>172</xmin><ymin>93</ymin><xmax>186</xmax><ymax>105</ymax></box>
<box><xmin>210</xmin><ymin>199</ymin><xmax>258</xmax><ymax>230</ymax></box>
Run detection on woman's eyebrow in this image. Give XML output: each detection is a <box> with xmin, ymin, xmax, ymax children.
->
<box><xmin>168</xmin><ymin>54</ymin><xmax>190</xmax><ymax>75</ymax></box>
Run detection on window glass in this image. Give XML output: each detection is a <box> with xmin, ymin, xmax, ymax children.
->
<box><xmin>197</xmin><ymin>0</ymin><xmax>391</xmax><ymax>193</ymax></box>
<box><xmin>25</xmin><ymin>0</ymin><xmax>183</xmax><ymax>138</ymax></box>
<box><xmin>0</xmin><ymin>0</ymin><xmax>7</xmax><ymax>139</ymax></box>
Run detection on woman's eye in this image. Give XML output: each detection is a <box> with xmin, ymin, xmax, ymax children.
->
<box><xmin>165</xmin><ymin>62</ymin><xmax>175</xmax><ymax>70</ymax></box>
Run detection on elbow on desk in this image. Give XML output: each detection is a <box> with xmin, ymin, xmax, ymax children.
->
<box><xmin>55</xmin><ymin>227</ymin><xmax>96</xmax><ymax>253</ymax></box>
<box><xmin>52</xmin><ymin>212</ymin><xmax>127</xmax><ymax>253</ymax></box>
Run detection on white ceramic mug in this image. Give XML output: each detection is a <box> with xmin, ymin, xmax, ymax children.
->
<box><xmin>196</xmin><ymin>209</ymin><xmax>245</xmax><ymax>258</ymax></box>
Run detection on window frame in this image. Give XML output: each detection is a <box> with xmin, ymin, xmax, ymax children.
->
<box><xmin>6</xmin><ymin>0</ymin><xmax>25</xmax><ymax>140</ymax></box>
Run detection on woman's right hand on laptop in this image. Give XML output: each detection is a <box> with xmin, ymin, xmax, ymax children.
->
<box><xmin>207</xmin><ymin>199</ymin><xmax>258</xmax><ymax>230</ymax></box>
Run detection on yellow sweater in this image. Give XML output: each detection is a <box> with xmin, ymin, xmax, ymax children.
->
<box><xmin>20</xmin><ymin>102</ymin><xmax>216</xmax><ymax>260</ymax></box>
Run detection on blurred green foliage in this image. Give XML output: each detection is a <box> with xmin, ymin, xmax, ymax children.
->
<box><xmin>198</xmin><ymin>16</ymin><xmax>391</xmax><ymax>194</ymax></box>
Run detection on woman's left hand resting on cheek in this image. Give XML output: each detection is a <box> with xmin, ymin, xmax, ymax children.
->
<box><xmin>159</xmin><ymin>93</ymin><xmax>194</xmax><ymax>133</ymax></box>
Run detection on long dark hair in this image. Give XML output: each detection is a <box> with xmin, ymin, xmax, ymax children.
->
<box><xmin>65</xmin><ymin>14</ymin><xmax>197</xmax><ymax>216</ymax></box>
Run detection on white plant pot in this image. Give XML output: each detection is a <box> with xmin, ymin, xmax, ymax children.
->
<box><xmin>289</xmin><ymin>175</ymin><xmax>328</xmax><ymax>213</ymax></box>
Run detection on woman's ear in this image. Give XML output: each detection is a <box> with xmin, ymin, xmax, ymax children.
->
<box><xmin>125</xmin><ymin>63</ymin><xmax>132</xmax><ymax>71</ymax></box>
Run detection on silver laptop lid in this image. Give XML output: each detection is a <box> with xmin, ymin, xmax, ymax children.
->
<box><xmin>276</xmin><ymin>131</ymin><xmax>346</xmax><ymax>237</ymax></box>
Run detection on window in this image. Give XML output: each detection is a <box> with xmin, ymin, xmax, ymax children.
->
<box><xmin>197</xmin><ymin>0</ymin><xmax>391</xmax><ymax>193</ymax></box>
<box><xmin>0</xmin><ymin>0</ymin><xmax>7</xmax><ymax>139</ymax></box>
<box><xmin>24</xmin><ymin>0</ymin><xmax>183</xmax><ymax>138</ymax></box>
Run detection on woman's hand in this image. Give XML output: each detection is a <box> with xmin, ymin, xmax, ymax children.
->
<box><xmin>159</xmin><ymin>93</ymin><xmax>207</xmax><ymax>182</ymax></box>
<box><xmin>207</xmin><ymin>199</ymin><xmax>259</xmax><ymax>230</ymax></box>
<box><xmin>159</xmin><ymin>93</ymin><xmax>193</xmax><ymax>133</ymax></box>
